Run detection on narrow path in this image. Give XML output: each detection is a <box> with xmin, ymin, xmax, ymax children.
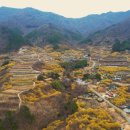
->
<box><xmin>0</xmin><ymin>48</ymin><xmax>40</xmax><ymax>119</ymax></box>
<box><xmin>85</xmin><ymin>59</ymin><xmax>96</xmax><ymax>71</ymax></box>
<box><xmin>91</xmin><ymin>60</ymin><xmax>96</xmax><ymax>69</ymax></box>
<box><xmin>113</xmin><ymin>82</ymin><xmax>130</xmax><ymax>87</ymax></box>
<box><xmin>12</xmin><ymin>51</ymin><xmax>40</xmax><ymax>109</ymax></box>
<box><xmin>18</xmin><ymin>81</ymin><xmax>36</xmax><ymax>108</ymax></box>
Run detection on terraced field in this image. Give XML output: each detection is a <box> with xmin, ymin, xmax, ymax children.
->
<box><xmin>0</xmin><ymin>49</ymin><xmax>40</xmax><ymax>119</ymax></box>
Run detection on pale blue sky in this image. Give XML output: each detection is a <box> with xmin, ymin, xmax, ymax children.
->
<box><xmin>1</xmin><ymin>0</ymin><xmax>130</xmax><ymax>18</ymax></box>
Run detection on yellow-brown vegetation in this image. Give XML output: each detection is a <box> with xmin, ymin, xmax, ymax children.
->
<box><xmin>21</xmin><ymin>82</ymin><xmax>61</xmax><ymax>104</ymax></box>
<box><xmin>43</xmin><ymin>108</ymin><xmax>120</xmax><ymax>130</ymax></box>
<box><xmin>111</xmin><ymin>86</ymin><xmax>130</xmax><ymax>106</ymax></box>
<box><xmin>42</xmin><ymin>120</ymin><xmax>64</xmax><ymax>130</ymax></box>
<box><xmin>43</xmin><ymin>63</ymin><xmax>63</xmax><ymax>73</ymax></box>
<box><xmin>100</xmin><ymin>66</ymin><xmax>130</xmax><ymax>73</ymax></box>
<box><xmin>2</xmin><ymin>82</ymin><xmax>12</xmax><ymax>90</ymax></box>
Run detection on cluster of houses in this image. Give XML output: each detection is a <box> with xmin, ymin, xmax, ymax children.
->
<box><xmin>76</xmin><ymin>78</ymin><xmax>87</xmax><ymax>85</ymax></box>
<box><xmin>61</xmin><ymin>53</ymin><xmax>90</xmax><ymax>62</ymax></box>
<box><xmin>99</xmin><ymin>83</ymin><xmax>130</xmax><ymax>114</ymax></box>
<box><xmin>120</xmin><ymin>104</ymin><xmax>130</xmax><ymax>114</ymax></box>
<box><xmin>112</xmin><ymin>71</ymin><xmax>130</xmax><ymax>82</ymax></box>
<box><xmin>101</xmin><ymin>84</ymin><xmax>118</xmax><ymax>98</ymax></box>
<box><xmin>104</xmin><ymin>91</ymin><xmax>118</xmax><ymax>98</ymax></box>
<box><xmin>18</xmin><ymin>46</ymin><xmax>30</xmax><ymax>54</ymax></box>
<box><xmin>123</xmin><ymin>106</ymin><xmax>130</xmax><ymax>114</ymax></box>
<box><xmin>101</xmin><ymin>70</ymin><xmax>130</xmax><ymax>82</ymax></box>
<box><xmin>61</xmin><ymin>55</ymin><xmax>77</xmax><ymax>62</ymax></box>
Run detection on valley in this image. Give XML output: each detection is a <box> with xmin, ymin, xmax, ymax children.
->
<box><xmin>0</xmin><ymin>6</ymin><xmax>130</xmax><ymax>130</ymax></box>
<box><xmin>0</xmin><ymin>45</ymin><xmax>129</xmax><ymax>130</ymax></box>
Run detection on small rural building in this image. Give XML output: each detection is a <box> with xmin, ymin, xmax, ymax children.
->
<box><xmin>123</xmin><ymin>106</ymin><xmax>130</xmax><ymax>113</ymax></box>
<box><xmin>76</xmin><ymin>78</ymin><xmax>87</xmax><ymax>85</ymax></box>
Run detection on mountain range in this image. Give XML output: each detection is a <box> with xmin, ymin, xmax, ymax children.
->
<box><xmin>0</xmin><ymin>6</ymin><xmax>130</xmax><ymax>52</ymax></box>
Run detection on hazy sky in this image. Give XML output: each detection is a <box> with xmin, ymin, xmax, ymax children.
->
<box><xmin>1</xmin><ymin>0</ymin><xmax>130</xmax><ymax>18</ymax></box>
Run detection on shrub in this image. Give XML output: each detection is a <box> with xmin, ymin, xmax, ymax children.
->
<box><xmin>64</xmin><ymin>101</ymin><xmax>78</xmax><ymax>114</ymax></box>
<box><xmin>0</xmin><ymin>121</ymin><xmax>5</xmax><ymax>130</ymax></box>
<box><xmin>3</xmin><ymin>111</ymin><xmax>18</xmax><ymax>130</ymax></box>
<box><xmin>51</xmin><ymin>80</ymin><xmax>65</xmax><ymax>91</ymax></box>
<box><xmin>82</xmin><ymin>73</ymin><xmax>91</xmax><ymax>80</ymax></box>
<box><xmin>47</xmin><ymin>72</ymin><xmax>60</xmax><ymax>79</ymax></box>
<box><xmin>37</xmin><ymin>74</ymin><xmax>45</xmax><ymax>81</ymax></box>
<box><xmin>83</xmin><ymin>73</ymin><xmax>101</xmax><ymax>81</ymax></box>
<box><xmin>95</xmin><ymin>73</ymin><xmax>101</xmax><ymax>81</ymax></box>
<box><xmin>61</xmin><ymin>60</ymin><xmax>88</xmax><ymax>71</ymax></box>
<box><xmin>18</xmin><ymin>106</ymin><xmax>35</xmax><ymax>124</ymax></box>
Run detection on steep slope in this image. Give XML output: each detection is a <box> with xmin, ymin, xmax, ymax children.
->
<box><xmin>0</xmin><ymin>23</ymin><xmax>82</xmax><ymax>53</ymax></box>
<box><xmin>1</xmin><ymin>7</ymin><xmax>130</xmax><ymax>35</ymax></box>
<box><xmin>82</xmin><ymin>17</ymin><xmax>130</xmax><ymax>45</ymax></box>
<box><xmin>73</xmin><ymin>11</ymin><xmax>130</xmax><ymax>35</ymax></box>
<box><xmin>0</xmin><ymin>26</ymin><xmax>26</xmax><ymax>53</ymax></box>
<box><xmin>25</xmin><ymin>24</ymin><xmax>82</xmax><ymax>46</ymax></box>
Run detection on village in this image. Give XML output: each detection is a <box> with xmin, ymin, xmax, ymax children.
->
<box><xmin>29</xmin><ymin>45</ymin><xmax>130</xmax><ymax>129</ymax></box>
<box><xmin>75</xmin><ymin>45</ymin><xmax>130</xmax><ymax>129</ymax></box>
<box><xmin>0</xmin><ymin>45</ymin><xmax>130</xmax><ymax>129</ymax></box>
